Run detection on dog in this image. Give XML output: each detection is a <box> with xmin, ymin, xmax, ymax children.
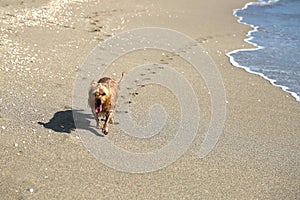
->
<box><xmin>88</xmin><ymin>72</ymin><xmax>124</xmax><ymax>135</ymax></box>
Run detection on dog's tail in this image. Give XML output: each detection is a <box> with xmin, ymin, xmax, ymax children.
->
<box><xmin>118</xmin><ymin>72</ymin><xmax>125</xmax><ymax>84</ymax></box>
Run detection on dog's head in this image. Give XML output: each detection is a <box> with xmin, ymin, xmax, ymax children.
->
<box><xmin>90</xmin><ymin>81</ymin><xmax>111</xmax><ymax>114</ymax></box>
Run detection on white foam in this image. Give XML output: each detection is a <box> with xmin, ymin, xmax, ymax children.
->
<box><xmin>226</xmin><ymin>0</ymin><xmax>300</xmax><ymax>102</ymax></box>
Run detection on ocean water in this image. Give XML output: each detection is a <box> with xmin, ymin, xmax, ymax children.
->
<box><xmin>227</xmin><ymin>0</ymin><xmax>300</xmax><ymax>102</ymax></box>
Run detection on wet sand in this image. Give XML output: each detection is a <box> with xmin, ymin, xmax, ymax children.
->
<box><xmin>1</xmin><ymin>0</ymin><xmax>299</xmax><ymax>199</ymax></box>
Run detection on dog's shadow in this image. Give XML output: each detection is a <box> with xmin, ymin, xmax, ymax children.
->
<box><xmin>38</xmin><ymin>109</ymin><xmax>103</xmax><ymax>137</ymax></box>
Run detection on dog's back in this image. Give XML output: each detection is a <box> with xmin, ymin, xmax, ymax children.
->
<box><xmin>98</xmin><ymin>77</ymin><xmax>114</xmax><ymax>84</ymax></box>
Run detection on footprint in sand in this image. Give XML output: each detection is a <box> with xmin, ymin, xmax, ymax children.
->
<box><xmin>118</xmin><ymin>62</ymin><xmax>168</xmax><ymax>111</ymax></box>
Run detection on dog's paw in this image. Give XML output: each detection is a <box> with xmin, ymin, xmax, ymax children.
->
<box><xmin>109</xmin><ymin>118</ymin><xmax>114</xmax><ymax>124</ymax></box>
<box><xmin>102</xmin><ymin>127</ymin><xmax>109</xmax><ymax>135</ymax></box>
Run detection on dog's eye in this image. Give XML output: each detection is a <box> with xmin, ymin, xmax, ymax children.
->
<box><xmin>102</xmin><ymin>92</ymin><xmax>106</xmax><ymax>96</ymax></box>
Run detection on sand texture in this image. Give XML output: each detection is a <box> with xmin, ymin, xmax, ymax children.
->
<box><xmin>1</xmin><ymin>0</ymin><xmax>299</xmax><ymax>199</ymax></box>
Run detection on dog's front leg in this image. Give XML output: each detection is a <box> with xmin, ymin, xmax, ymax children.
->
<box><xmin>103</xmin><ymin>112</ymin><xmax>113</xmax><ymax>135</ymax></box>
<box><xmin>93</xmin><ymin>112</ymin><xmax>102</xmax><ymax>129</ymax></box>
<box><xmin>96</xmin><ymin>116</ymin><xmax>102</xmax><ymax>129</ymax></box>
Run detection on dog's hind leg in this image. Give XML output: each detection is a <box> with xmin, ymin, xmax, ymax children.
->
<box><xmin>109</xmin><ymin>114</ymin><xmax>114</xmax><ymax>124</ymax></box>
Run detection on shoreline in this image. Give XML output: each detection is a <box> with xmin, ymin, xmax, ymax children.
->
<box><xmin>226</xmin><ymin>1</ymin><xmax>300</xmax><ymax>102</ymax></box>
<box><xmin>1</xmin><ymin>0</ymin><xmax>300</xmax><ymax>199</ymax></box>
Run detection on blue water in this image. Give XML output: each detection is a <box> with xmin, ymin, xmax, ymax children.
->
<box><xmin>227</xmin><ymin>0</ymin><xmax>300</xmax><ymax>102</ymax></box>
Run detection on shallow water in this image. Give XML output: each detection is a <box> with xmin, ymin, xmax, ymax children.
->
<box><xmin>227</xmin><ymin>0</ymin><xmax>300</xmax><ymax>102</ymax></box>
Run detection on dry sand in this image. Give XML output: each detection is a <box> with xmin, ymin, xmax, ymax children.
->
<box><xmin>1</xmin><ymin>0</ymin><xmax>300</xmax><ymax>199</ymax></box>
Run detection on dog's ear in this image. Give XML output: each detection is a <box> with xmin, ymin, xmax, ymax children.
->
<box><xmin>90</xmin><ymin>80</ymin><xmax>98</xmax><ymax>90</ymax></box>
<box><xmin>91</xmin><ymin>80</ymin><xmax>96</xmax><ymax>86</ymax></box>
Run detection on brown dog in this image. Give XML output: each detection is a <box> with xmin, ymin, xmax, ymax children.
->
<box><xmin>88</xmin><ymin>72</ymin><xmax>124</xmax><ymax>135</ymax></box>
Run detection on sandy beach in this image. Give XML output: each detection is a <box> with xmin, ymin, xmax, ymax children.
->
<box><xmin>1</xmin><ymin>0</ymin><xmax>300</xmax><ymax>199</ymax></box>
